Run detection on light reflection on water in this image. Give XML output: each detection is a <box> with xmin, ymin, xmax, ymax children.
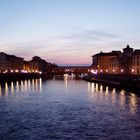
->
<box><xmin>0</xmin><ymin>78</ymin><xmax>43</xmax><ymax>96</ymax></box>
<box><xmin>1</xmin><ymin>80</ymin><xmax>139</xmax><ymax>115</ymax></box>
<box><xmin>87</xmin><ymin>82</ymin><xmax>139</xmax><ymax>115</ymax></box>
<box><xmin>119</xmin><ymin>90</ymin><xmax>126</xmax><ymax>107</ymax></box>
<box><xmin>129</xmin><ymin>93</ymin><xmax>138</xmax><ymax>114</ymax></box>
<box><xmin>0</xmin><ymin>79</ymin><xmax>139</xmax><ymax>139</ymax></box>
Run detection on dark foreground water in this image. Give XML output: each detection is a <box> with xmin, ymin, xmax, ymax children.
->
<box><xmin>0</xmin><ymin>78</ymin><xmax>140</xmax><ymax>140</ymax></box>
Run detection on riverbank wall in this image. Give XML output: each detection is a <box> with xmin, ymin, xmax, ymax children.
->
<box><xmin>0</xmin><ymin>73</ymin><xmax>43</xmax><ymax>83</ymax></box>
<box><xmin>83</xmin><ymin>74</ymin><xmax>140</xmax><ymax>91</ymax></box>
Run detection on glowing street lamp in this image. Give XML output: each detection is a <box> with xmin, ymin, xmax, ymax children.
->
<box><xmin>131</xmin><ymin>69</ymin><xmax>135</xmax><ymax>73</ymax></box>
<box><xmin>100</xmin><ymin>69</ymin><xmax>103</xmax><ymax>73</ymax></box>
<box><xmin>15</xmin><ymin>70</ymin><xmax>19</xmax><ymax>73</ymax></box>
<box><xmin>91</xmin><ymin>69</ymin><xmax>97</xmax><ymax>75</ymax></box>
<box><xmin>3</xmin><ymin>70</ymin><xmax>8</xmax><ymax>73</ymax></box>
<box><xmin>121</xmin><ymin>69</ymin><xmax>124</xmax><ymax>73</ymax></box>
<box><xmin>39</xmin><ymin>71</ymin><xmax>42</xmax><ymax>74</ymax></box>
<box><xmin>106</xmin><ymin>69</ymin><xmax>108</xmax><ymax>73</ymax></box>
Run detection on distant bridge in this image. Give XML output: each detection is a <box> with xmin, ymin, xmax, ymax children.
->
<box><xmin>53</xmin><ymin>66</ymin><xmax>91</xmax><ymax>75</ymax></box>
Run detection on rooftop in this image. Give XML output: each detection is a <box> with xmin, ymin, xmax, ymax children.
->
<box><xmin>92</xmin><ymin>51</ymin><xmax>121</xmax><ymax>57</ymax></box>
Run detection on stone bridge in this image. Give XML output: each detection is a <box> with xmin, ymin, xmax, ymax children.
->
<box><xmin>53</xmin><ymin>66</ymin><xmax>91</xmax><ymax>75</ymax></box>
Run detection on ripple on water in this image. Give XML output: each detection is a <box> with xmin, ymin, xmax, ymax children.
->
<box><xmin>0</xmin><ymin>79</ymin><xmax>140</xmax><ymax>140</ymax></box>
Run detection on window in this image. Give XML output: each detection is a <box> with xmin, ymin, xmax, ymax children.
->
<box><xmin>137</xmin><ymin>68</ymin><xmax>139</xmax><ymax>75</ymax></box>
<box><xmin>137</xmin><ymin>61</ymin><xmax>139</xmax><ymax>66</ymax></box>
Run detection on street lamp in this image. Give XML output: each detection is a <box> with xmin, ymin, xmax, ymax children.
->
<box><xmin>100</xmin><ymin>69</ymin><xmax>103</xmax><ymax>73</ymax></box>
<box><xmin>131</xmin><ymin>69</ymin><xmax>135</xmax><ymax>73</ymax></box>
<box><xmin>121</xmin><ymin>69</ymin><xmax>124</xmax><ymax>73</ymax></box>
<box><xmin>106</xmin><ymin>69</ymin><xmax>108</xmax><ymax>73</ymax></box>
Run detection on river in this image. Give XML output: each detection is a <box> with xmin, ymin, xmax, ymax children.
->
<box><xmin>0</xmin><ymin>78</ymin><xmax>140</xmax><ymax>140</ymax></box>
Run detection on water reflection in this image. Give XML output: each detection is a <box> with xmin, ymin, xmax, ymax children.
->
<box><xmin>105</xmin><ymin>86</ymin><xmax>109</xmax><ymax>94</ymax></box>
<box><xmin>100</xmin><ymin>85</ymin><xmax>103</xmax><ymax>93</ymax></box>
<box><xmin>88</xmin><ymin>82</ymin><xmax>139</xmax><ymax>115</ymax></box>
<box><xmin>5</xmin><ymin>82</ymin><xmax>8</xmax><ymax>96</ymax></box>
<box><xmin>129</xmin><ymin>93</ymin><xmax>138</xmax><ymax>114</ymax></box>
<box><xmin>16</xmin><ymin>81</ymin><xmax>19</xmax><ymax>92</ymax></box>
<box><xmin>0</xmin><ymin>80</ymin><xmax>139</xmax><ymax>115</ymax></box>
<box><xmin>25</xmin><ymin>80</ymin><xmax>28</xmax><ymax>92</ymax></box>
<box><xmin>111</xmin><ymin>88</ymin><xmax>116</xmax><ymax>104</ymax></box>
<box><xmin>39</xmin><ymin>78</ymin><xmax>42</xmax><ymax>92</ymax></box>
<box><xmin>88</xmin><ymin>82</ymin><xmax>95</xmax><ymax>93</ymax></box>
<box><xmin>21</xmin><ymin>81</ymin><xmax>24</xmax><ymax>92</ymax></box>
<box><xmin>112</xmin><ymin>88</ymin><xmax>116</xmax><ymax>94</ymax></box>
<box><xmin>0</xmin><ymin>84</ymin><xmax>1</xmax><ymax>96</ymax></box>
<box><xmin>0</xmin><ymin>78</ymin><xmax>42</xmax><ymax>96</ymax></box>
<box><xmin>95</xmin><ymin>83</ymin><xmax>98</xmax><ymax>92</ymax></box>
<box><xmin>32</xmin><ymin>79</ymin><xmax>35</xmax><ymax>91</ymax></box>
<box><xmin>0</xmin><ymin>80</ymin><xmax>139</xmax><ymax>139</ymax></box>
<box><xmin>64</xmin><ymin>76</ymin><xmax>68</xmax><ymax>88</ymax></box>
<box><xmin>28</xmin><ymin>79</ymin><xmax>31</xmax><ymax>91</ymax></box>
<box><xmin>11</xmin><ymin>82</ymin><xmax>14</xmax><ymax>94</ymax></box>
<box><xmin>119</xmin><ymin>90</ymin><xmax>126</xmax><ymax>107</ymax></box>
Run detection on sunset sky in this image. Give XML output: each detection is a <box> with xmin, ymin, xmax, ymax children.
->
<box><xmin>0</xmin><ymin>0</ymin><xmax>140</xmax><ymax>65</ymax></box>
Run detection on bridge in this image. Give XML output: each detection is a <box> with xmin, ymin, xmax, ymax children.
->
<box><xmin>53</xmin><ymin>66</ymin><xmax>91</xmax><ymax>75</ymax></box>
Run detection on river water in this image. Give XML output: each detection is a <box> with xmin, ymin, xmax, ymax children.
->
<box><xmin>0</xmin><ymin>78</ymin><xmax>140</xmax><ymax>140</ymax></box>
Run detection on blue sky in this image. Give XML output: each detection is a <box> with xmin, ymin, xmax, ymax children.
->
<box><xmin>0</xmin><ymin>0</ymin><xmax>140</xmax><ymax>65</ymax></box>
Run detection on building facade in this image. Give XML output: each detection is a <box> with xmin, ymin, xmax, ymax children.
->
<box><xmin>92</xmin><ymin>45</ymin><xmax>140</xmax><ymax>75</ymax></box>
<box><xmin>132</xmin><ymin>50</ymin><xmax>140</xmax><ymax>75</ymax></box>
<box><xmin>0</xmin><ymin>52</ymin><xmax>57</xmax><ymax>74</ymax></box>
<box><xmin>23</xmin><ymin>56</ymin><xmax>47</xmax><ymax>73</ymax></box>
<box><xmin>109</xmin><ymin>56</ymin><xmax>119</xmax><ymax>74</ymax></box>
<box><xmin>0</xmin><ymin>52</ymin><xmax>23</xmax><ymax>72</ymax></box>
<box><xmin>23</xmin><ymin>56</ymin><xmax>57</xmax><ymax>74</ymax></box>
<box><xmin>92</xmin><ymin>51</ymin><xmax>121</xmax><ymax>74</ymax></box>
<box><xmin>0</xmin><ymin>53</ymin><xmax>6</xmax><ymax>72</ymax></box>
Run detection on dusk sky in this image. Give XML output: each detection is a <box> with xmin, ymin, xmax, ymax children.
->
<box><xmin>0</xmin><ymin>0</ymin><xmax>140</xmax><ymax>65</ymax></box>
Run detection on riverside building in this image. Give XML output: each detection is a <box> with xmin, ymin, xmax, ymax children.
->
<box><xmin>91</xmin><ymin>51</ymin><xmax>121</xmax><ymax>74</ymax></box>
<box><xmin>91</xmin><ymin>45</ymin><xmax>140</xmax><ymax>75</ymax></box>
<box><xmin>0</xmin><ymin>52</ymin><xmax>23</xmax><ymax>73</ymax></box>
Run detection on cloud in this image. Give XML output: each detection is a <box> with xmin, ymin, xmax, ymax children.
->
<box><xmin>1</xmin><ymin>29</ymin><xmax>138</xmax><ymax>65</ymax></box>
<box><xmin>62</xmin><ymin>30</ymin><xmax>120</xmax><ymax>41</ymax></box>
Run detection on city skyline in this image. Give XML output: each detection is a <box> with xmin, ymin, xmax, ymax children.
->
<box><xmin>0</xmin><ymin>0</ymin><xmax>140</xmax><ymax>65</ymax></box>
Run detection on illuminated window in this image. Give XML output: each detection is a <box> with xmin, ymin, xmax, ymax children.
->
<box><xmin>131</xmin><ymin>69</ymin><xmax>135</xmax><ymax>73</ymax></box>
<box><xmin>106</xmin><ymin>69</ymin><xmax>108</xmax><ymax>72</ymax></box>
<box><xmin>100</xmin><ymin>69</ymin><xmax>103</xmax><ymax>73</ymax></box>
<box><xmin>121</xmin><ymin>69</ymin><xmax>124</xmax><ymax>72</ymax></box>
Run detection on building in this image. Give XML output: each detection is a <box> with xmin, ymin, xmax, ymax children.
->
<box><xmin>6</xmin><ymin>54</ymin><xmax>24</xmax><ymax>71</ymax></box>
<box><xmin>92</xmin><ymin>51</ymin><xmax>121</xmax><ymax>74</ymax></box>
<box><xmin>0</xmin><ymin>52</ymin><xmax>6</xmax><ymax>72</ymax></box>
<box><xmin>26</xmin><ymin>56</ymin><xmax>47</xmax><ymax>73</ymax></box>
<box><xmin>23</xmin><ymin>61</ymin><xmax>30</xmax><ymax>72</ymax></box>
<box><xmin>0</xmin><ymin>52</ymin><xmax>23</xmax><ymax>72</ymax></box>
<box><xmin>23</xmin><ymin>56</ymin><xmax>57</xmax><ymax>74</ymax></box>
<box><xmin>0</xmin><ymin>52</ymin><xmax>57</xmax><ymax>74</ymax></box>
<box><xmin>109</xmin><ymin>56</ymin><xmax>119</xmax><ymax>74</ymax></box>
<box><xmin>110</xmin><ymin>45</ymin><xmax>140</xmax><ymax>75</ymax></box>
<box><xmin>132</xmin><ymin>50</ymin><xmax>140</xmax><ymax>75</ymax></box>
<box><xmin>92</xmin><ymin>45</ymin><xmax>140</xmax><ymax>75</ymax></box>
<box><xmin>119</xmin><ymin>45</ymin><xmax>133</xmax><ymax>74</ymax></box>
